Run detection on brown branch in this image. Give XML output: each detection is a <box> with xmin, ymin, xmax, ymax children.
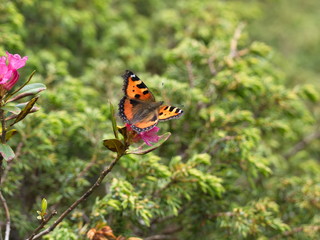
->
<box><xmin>27</xmin><ymin>210</ymin><xmax>57</xmax><ymax>240</ymax></box>
<box><xmin>284</xmin><ymin>130</ymin><xmax>320</xmax><ymax>159</ymax></box>
<box><xmin>28</xmin><ymin>152</ymin><xmax>124</xmax><ymax>240</ymax></box>
<box><xmin>229</xmin><ymin>23</ymin><xmax>245</xmax><ymax>59</ymax></box>
<box><xmin>185</xmin><ymin>60</ymin><xmax>195</xmax><ymax>88</ymax></box>
<box><xmin>271</xmin><ymin>225</ymin><xmax>320</xmax><ymax>240</ymax></box>
<box><xmin>0</xmin><ymin>191</ymin><xmax>10</xmax><ymax>240</ymax></box>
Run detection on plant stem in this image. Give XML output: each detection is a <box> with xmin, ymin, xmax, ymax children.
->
<box><xmin>28</xmin><ymin>152</ymin><xmax>124</xmax><ymax>240</ymax></box>
<box><xmin>0</xmin><ymin>191</ymin><xmax>10</xmax><ymax>240</ymax></box>
<box><xmin>27</xmin><ymin>210</ymin><xmax>57</xmax><ymax>240</ymax></box>
<box><xmin>0</xmin><ymin>103</ymin><xmax>10</xmax><ymax>240</ymax></box>
<box><xmin>0</xmin><ymin>109</ymin><xmax>6</xmax><ymax>144</ymax></box>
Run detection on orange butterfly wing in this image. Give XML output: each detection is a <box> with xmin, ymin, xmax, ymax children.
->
<box><xmin>119</xmin><ymin>97</ymin><xmax>159</xmax><ymax>132</ymax></box>
<box><xmin>158</xmin><ymin>105</ymin><xmax>184</xmax><ymax>121</ymax></box>
<box><xmin>122</xmin><ymin>70</ymin><xmax>155</xmax><ymax>101</ymax></box>
<box><xmin>119</xmin><ymin>97</ymin><xmax>134</xmax><ymax>123</ymax></box>
<box><xmin>131</xmin><ymin>111</ymin><xmax>159</xmax><ymax>132</ymax></box>
<box><xmin>119</xmin><ymin>70</ymin><xmax>183</xmax><ymax>133</ymax></box>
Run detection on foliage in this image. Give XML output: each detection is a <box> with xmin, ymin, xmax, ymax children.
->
<box><xmin>0</xmin><ymin>0</ymin><xmax>319</xmax><ymax>239</ymax></box>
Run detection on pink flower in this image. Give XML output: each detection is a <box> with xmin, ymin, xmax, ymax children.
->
<box><xmin>139</xmin><ymin>126</ymin><xmax>160</xmax><ymax>146</ymax></box>
<box><xmin>6</xmin><ymin>52</ymin><xmax>28</xmax><ymax>70</ymax></box>
<box><xmin>126</xmin><ymin>124</ymin><xmax>160</xmax><ymax>146</ymax></box>
<box><xmin>0</xmin><ymin>51</ymin><xmax>28</xmax><ymax>91</ymax></box>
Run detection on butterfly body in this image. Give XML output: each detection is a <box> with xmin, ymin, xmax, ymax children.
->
<box><xmin>119</xmin><ymin>70</ymin><xmax>183</xmax><ymax>133</ymax></box>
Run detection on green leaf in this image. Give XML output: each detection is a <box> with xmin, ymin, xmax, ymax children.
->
<box><xmin>0</xmin><ymin>143</ymin><xmax>15</xmax><ymax>161</ymax></box>
<box><xmin>11</xmin><ymin>83</ymin><xmax>46</xmax><ymax>99</ymax></box>
<box><xmin>1</xmin><ymin>105</ymin><xmax>21</xmax><ymax>115</ymax></box>
<box><xmin>10</xmin><ymin>97</ymin><xmax>39</xmax><ymax>126</ymax></box>
<box><xmin>117</xmin><ymin>126</ymin><xmax>127</xmax><ymax>138</ymax></box>
<box><xmin>5</xmin><ymin>129</ymin><xmax>18</xmax><ymax>141</ymax></box>
<box><xmin>127</xmin><ymin>132</ymin><xmax>171</xmax><ymax>155</ymax></box>
<box><xmin>103</xmin><ymin>139</ymin><xmax>125</xmax><ymax>154</ymax></box>
<box><xmin>5</xmin><ymin>70</ymin><xmax>36</xmax><ymax>101</ymax></box>
<box><xmin>110</xmin><ymin>102</ymin><xmax>119</xmax><ymax>139</ymax></box>
<box><xmin>41</xmin><ymin>198</ymin><xmax>47</xmax><ymax>213</ymax></box>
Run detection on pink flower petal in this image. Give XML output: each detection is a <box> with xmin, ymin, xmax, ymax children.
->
<box><xmin>140</xmin><ymin>126</ymin><xmax>160</xmax><ymax>146</ymax></box>
<box><xmin>0</xmin><ymin>63</ymin><xmax>12</xmax><ymax>84</ymax></box>
<box><xmin>6</xmin><ymin>51</ymin><xmax>28</xmax><ymax>70</ymax></box>
<box><xmin>125</xmin><ymin>124</ymin><xmax>161</xmax><ymax>146</ymax></box>
<box><xmin>3</xmin><ymin>70</ymin><xmax>19</xmax><ymax>90</ymax></box>
<box><xmin>0</xmin><ymin>56</ymin><xmax>6</xmax><ymax>64</ymax></box>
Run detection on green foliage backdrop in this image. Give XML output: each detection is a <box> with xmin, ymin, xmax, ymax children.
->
<box><xmin>0</xmin><ymin>0</ymin><xmax>319</xmax><ymax>239</ymax></box>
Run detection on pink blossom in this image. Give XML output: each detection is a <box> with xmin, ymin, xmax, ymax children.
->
<box><xmin>139</xmin><ymin>126</ymin><xmax>160</xmax><ymax>146</ymax></box>
<box><xmin>126</xmin><ymin>124</ymin><xmax>160</xmax><ymax>146</ymax></box>
<box><xmin>0</xmin><ymin>51</ymin><xmax>28</xmax><ymax>91</ymax></box>
<box><xmin>6</xmin><ymin>52</ymin><xmax>28</xmax><ymax>70</ymax></box>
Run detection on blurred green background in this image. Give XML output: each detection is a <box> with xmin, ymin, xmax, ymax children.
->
<box><xmin>0</xmin><ymin>0</ymin><xmax>319</xmax><ymax>239</ymax></box>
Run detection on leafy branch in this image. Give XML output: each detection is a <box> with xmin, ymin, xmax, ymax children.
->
<box><xmin>271</xmin><ymin>225</ymin><xmax>320</xmax><ymax>240</ymax></box>
<box><xmin>27</xmin><ymin>150</ymin><xmax>126</xmax><ymax>240</ymax></box>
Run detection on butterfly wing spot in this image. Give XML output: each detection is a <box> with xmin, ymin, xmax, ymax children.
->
<box><xmin>137</xmin><ymin>82</ymin><xmax>147</xmax><ymax>89</ymax></box>
<box><xmin>158</xmin><ymin>105</ymin><xmax>184</xmax><ymax>121</ymax></box>
<box><xmin>122</xmin><ymin>70</ymin><xmax>155</xmax><ymax>101</ymax></box>
<box><xmin>129</xmin><ymin>99</ymin><xmax>139</xmax><ymax>107</ymax></box>
<box><xmin>151</xmin><ymin>114</ymin><xmax>158</xmax><ymax>121</ymax></box>
<box><xmin>130</xmin><ymin>74</ymin><xmax>140</xmax><ymax>81</ymax></box>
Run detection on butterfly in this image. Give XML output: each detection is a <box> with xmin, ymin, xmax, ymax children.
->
<box><xmin>119</xmin><ymin>70</ymin><xmax>184</xmax><ymax>133</ymax></box>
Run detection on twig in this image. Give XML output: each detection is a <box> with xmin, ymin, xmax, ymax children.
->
<box><xmin>27</xmin><ymin>210</ymin><xmax>57</xmax><ymax>240</ymax></box>
<box><xmin>284</xmin><ymin>130</ymin><xmax>320</xmax><ymax>159</ymax></box>
<box><xmin>0</xmin><ymin>191</ymin><xmax>10</xmax><ymax>240</ymax></box>
<box><xmin>28</xmin><ymin>152</ymin><xmax>124</xmax><ymax>240</ymax></box>
<box><xmin>185</xmin><ymin>60</ymin><xmax>195</xmax><ymax>88</ymax></box>
<box><xmin>270</xmin><ymin>225</ymin><xmax>320</xmax><ymax>240</ymax></box>
<box><xmin>229</xmin><ymin>23</ymin><xmax>245</xmax><ymax>59</ymax></box>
